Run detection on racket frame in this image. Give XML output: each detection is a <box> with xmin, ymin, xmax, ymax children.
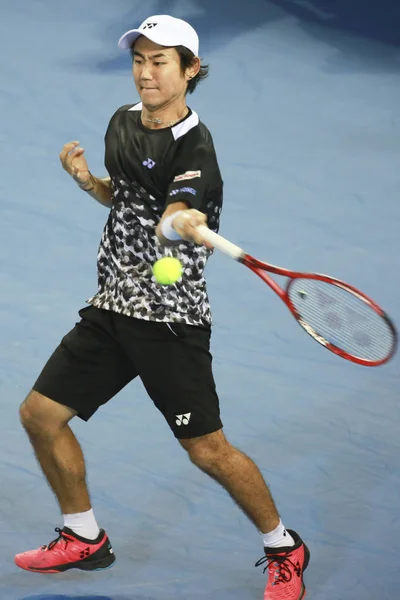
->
<box><xmin>196</xmin><ymin>225</ymin><xmax>397</xmax><ymax>366</ymax></box>
<box><xmin>243</xmin><ymin>255</ymin><xmax>397</xmax><ymax>366</ymax></box>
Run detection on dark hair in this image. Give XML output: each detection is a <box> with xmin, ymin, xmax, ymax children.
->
<box><xmin>129</xmin><ymin>44</ymin><xmax>209</xmax><ymax>95</ymax></box>
<box><xmin>175</xmin><ymin>46</ymin><xmax>209</xmax><ymax>94</ymax></box>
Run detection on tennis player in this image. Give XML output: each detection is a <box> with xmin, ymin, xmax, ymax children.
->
<box><xmin>15</xmin><ymin>15</ymin><xmax>309</xmax><ymax>599</ymax></box>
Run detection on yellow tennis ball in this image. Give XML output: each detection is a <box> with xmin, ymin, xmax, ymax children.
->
<box><xmin>152</xmin><ymin>257</ymin><xmax>183</xmax><ymax>285</ymax></box>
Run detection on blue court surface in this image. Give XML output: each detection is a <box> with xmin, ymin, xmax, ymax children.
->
<box><xmin>1</xmin><ymin>1</ymin><xmax>400</xmax><ymax>599</ymax></box>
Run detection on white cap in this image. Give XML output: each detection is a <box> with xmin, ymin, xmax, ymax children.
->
<box><xmin>118</xmin><ymin>15</ymin><xmax>199</xmax><ymax>56</ymax></box>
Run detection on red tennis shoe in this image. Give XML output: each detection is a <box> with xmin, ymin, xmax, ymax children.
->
<box><xmin>256</xmin><ymin>530</ymin><xmax>310</xmax><ymax>600</ymax></box>
<box><xmin>14</xmin><ymin>527</ymin><xmax>115</xmax><ymax>573</ymax></box>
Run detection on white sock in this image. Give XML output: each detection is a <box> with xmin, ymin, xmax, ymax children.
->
<box><xmin>63</xmin><ymin>508</ymin><xmax>100</xmax><ymax>540</ymax></box>
<box><xmin>262</xmin><ymin>520</ymin><xmax>295</xmax><ymax>548</ymax></box>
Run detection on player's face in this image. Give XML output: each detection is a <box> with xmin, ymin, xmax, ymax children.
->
<box><xmin>132</xmin><ymin>37</ymin><xmax>190</xmax><ymax>109</ymax></box>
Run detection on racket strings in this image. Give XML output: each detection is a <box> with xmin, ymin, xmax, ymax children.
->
<box><xmin>288</xmin><ymin>278</ymin><xmax>395</xmax><ymax>362</ymax></box>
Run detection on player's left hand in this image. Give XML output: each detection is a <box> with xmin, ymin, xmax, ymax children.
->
<box><xmin>173</xmin><ymin>209</ymin><xmax>212</xmax><ymax>247</ymax></box>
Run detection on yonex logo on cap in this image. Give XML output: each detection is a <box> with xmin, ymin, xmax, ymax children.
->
<box><xmin>143</xmin><ymin>23</ymin><xmax>158</xmax><ymax>30</ymax></box>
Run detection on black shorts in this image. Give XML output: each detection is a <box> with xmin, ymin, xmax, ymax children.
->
<box><xmin>33</xmin><ymin>306</ymin><xmax>222</xmax><ymax>439</ymax></box>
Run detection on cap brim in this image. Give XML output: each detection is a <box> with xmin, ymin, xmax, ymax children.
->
<box><xmin>118</xmin><ymin>29</ymin><xmax>142</xmax><ymax>49</ymax></box>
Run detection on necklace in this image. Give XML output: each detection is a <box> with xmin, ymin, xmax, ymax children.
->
<box><xmin>144</xmin><ymin>117</ymin><xmax>175</xmax><ymax>126</ymax></box>
<box><xmin>143</xmin><ymin>108</ymin><xmax>188</xmax><ymax>128</ymax></box>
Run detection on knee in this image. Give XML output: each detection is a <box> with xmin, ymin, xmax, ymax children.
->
<box><xmin>181</xmin><ymin>430</ymin><xmax>231</xmax><ymax>470</ymax></box>
<box><xmin>19</xmin><ymin>391</ymin><xmax>51</xmax><ymax>434</ymax></box>
<box><xmin>19</xmin><ymin>391</ymin><xmax>74</xmax><ymax>435</ymax></box>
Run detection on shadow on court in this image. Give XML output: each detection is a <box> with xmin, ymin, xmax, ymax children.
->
<box><xmin>268</xmin><ymin>0</ymin><xmax>400</xmax><ymax>74</ymax></box>
<box><xmin>64</xmin><ymin>0</ymin><xmax>284</xmax><ymax>73</ymax></box>
<box><xmin>268</xmin><ymin>0</ymin><xmax>400</xmax><ymax>45</ymax></box>
<box><xmin>62</xmin><ymin>0</ymin><xmax>400</xmax><ymax>77</ymax></box>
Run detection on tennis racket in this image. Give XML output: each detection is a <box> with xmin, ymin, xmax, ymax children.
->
<box><xmin>197</xmin><ymin>225</ymin><xmax>397</xmax><ymax>367</ymax></box>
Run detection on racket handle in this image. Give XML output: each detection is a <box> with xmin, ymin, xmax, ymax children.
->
<box><xmin>197</xmin><ymin>225</ymin><xmax>244</xmax><ymax>261</ymax></box>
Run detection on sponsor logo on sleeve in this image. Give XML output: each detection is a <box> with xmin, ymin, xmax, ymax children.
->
<box><xmin>169</xmin><ymin>187</ymin><xmax>197</xmax><ymax>196</ymax></box>
<box><xmin>173</xmin><ymin>170</ymin><xmax>201</xmax><ymax>182</ymax></box>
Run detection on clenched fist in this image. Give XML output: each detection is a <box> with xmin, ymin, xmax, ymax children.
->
<box><xmin>59</xmin><ymin>141</ymin><xmax>93</xmax><ymax>189</ymax></box>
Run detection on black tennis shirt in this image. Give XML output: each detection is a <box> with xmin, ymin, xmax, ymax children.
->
<box><xmin>87</xmin><ymin>102</ymin><xmax>223</xmax><ymax>326</ymax></box>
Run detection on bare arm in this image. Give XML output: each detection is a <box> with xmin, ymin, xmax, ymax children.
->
<box><xmin>79</xmin><ymin>174</ymin><xmax>113</xmax><ymax>208</ymax></box>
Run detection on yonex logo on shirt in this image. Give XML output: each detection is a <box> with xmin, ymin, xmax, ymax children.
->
<box><xmin>176</xmin><ymin>413</ymin><xmax>191</xmax><ymax>426</ymax></box>
<box><xmin>143</xmin><ymin>158</ymin><xmax>156</xmax><ymax>169</ymax></box>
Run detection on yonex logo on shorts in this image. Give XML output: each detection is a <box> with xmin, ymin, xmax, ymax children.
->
<box><xmin>143</xmin><ymin>158</ymin><xmax>156</xmax><ymax>169</ymax></box>
<box><xmin>176</xmin><ymin>413</ymin><xmax>191</xmax><ymax>426</ymax></box>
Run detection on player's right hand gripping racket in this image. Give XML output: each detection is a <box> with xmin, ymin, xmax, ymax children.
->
<box><xmin>197</xmin><ymin>226</ymin><xmax>397</xmax><ymax>367</ymax></box>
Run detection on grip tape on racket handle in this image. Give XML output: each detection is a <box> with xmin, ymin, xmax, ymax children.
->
<box><xmin>196</xmin><ymin>225</ymin><xmax>244</xmax><ymax>261</ymax></box>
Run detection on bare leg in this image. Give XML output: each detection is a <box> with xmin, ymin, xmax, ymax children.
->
<box><xmin>180</xmin><ymin>429</ymin><xmax>279</xmax><ymax>533</ymax></box>
<box><xmin>20</xmin><ymin>391</ymin><xmax>91</xmax><ymax>514</ymax></box>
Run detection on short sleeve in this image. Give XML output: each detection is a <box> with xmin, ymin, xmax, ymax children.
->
<box><xmin>166</xmin><ymin>129</ymin><xmax>223</xmax><ymax>211</ymax></box>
